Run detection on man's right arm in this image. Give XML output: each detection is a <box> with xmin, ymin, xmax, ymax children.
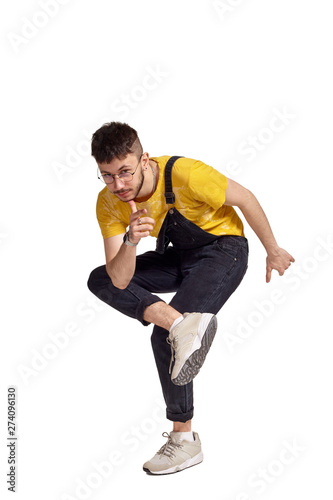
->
<box><xmin>104</xmin><ymin>200</ymin><xmax>155</xmax><ymax>289</ymax></box>
<box><xmin>104</xmin><ymin>233</ymin><xmax>137</xmax><ymax>290</ymax></box>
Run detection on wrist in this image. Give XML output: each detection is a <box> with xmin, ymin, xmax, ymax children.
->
<box><xmin>266</xmin><ymin>243</ymin><xmax>280</xmax><ymax>257</ymax></box>
<box><xmin>123</xmin><ymin>231</ymin><xmax>139</xmax><ymax>247</ymax></box>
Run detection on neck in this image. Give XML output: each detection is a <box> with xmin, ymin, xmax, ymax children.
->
<box><xmin>134</xmin><ymin>161</ymin><xmax>158</xmax><ymax>203</ymax></box>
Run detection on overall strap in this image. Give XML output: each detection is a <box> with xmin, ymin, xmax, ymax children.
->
<box><xmin>164</xmin><ymin>156</ymin><xmax>184</xmax><ymax>204</ymax></box>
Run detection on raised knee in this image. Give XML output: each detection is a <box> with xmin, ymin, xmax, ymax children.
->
<box><xmin>87</xmin><ymin>265</ymin><xmax>108</xmax><ymax>295</ymax></box>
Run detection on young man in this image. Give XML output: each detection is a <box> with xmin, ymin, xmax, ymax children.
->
<box><xmin>87</xmin><ymin>122</ymin><xmax>294</xmax><ymax>475</ymax></box>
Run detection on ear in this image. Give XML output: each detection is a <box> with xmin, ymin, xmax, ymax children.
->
<box><xmin>142</xmin><ymin>152</ymin><xmax>150</xmax><ymax>170</ymax></box>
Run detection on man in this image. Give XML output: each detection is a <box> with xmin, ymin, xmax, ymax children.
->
<box><xmin>87</xmin><ymin>122</ymin><xmax>294</xmax><ymax>475</ymax></box>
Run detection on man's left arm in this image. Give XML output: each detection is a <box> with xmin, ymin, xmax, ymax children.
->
<box><xmin>224</xmin><ymin>178</ymin><xmax>295</xmax><ymax>283</ymax></box>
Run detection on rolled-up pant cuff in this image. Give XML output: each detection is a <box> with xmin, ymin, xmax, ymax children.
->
<box><xmin>134</xmin><ymin>293</ymin><xmax>165</xmax><ymax>326</ymax></box>
<box><xmin>166</xmin><ymin>408</ymin><xmax>194</xmax><ymax>423</ymax></box>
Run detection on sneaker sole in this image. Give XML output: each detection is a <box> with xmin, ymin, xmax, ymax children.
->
<box><xmin>172</xmin><ymin>315</ymin><xmax>217</xmax><ymax>386</ymax></box>
<box><xmin>143</xmin><ymin>451</ymin><xmax>204</xmax><ymax>475</ymax></box>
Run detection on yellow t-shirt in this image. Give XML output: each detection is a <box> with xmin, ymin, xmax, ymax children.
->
<box><xmin>96</xmin><ymin>156</ymin><xmax>244</xmax><ymax>240</ymax></box>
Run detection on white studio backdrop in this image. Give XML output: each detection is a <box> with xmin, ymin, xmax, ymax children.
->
<box><xmin>1</xmin><ymin>0</ymin><xmax>332</xmax><ymax>499</ymax></box>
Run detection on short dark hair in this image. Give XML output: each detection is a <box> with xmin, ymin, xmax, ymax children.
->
<box><xmin>91</xmin><ymin>122</ymin><xmax>143</xmax><ymax>164</ymax></box>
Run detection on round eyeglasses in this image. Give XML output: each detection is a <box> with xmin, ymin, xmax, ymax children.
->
<box><xmin>97</xmin><ymin>155</ymin><xmax>143</xmax><ymax>185</ymax></box>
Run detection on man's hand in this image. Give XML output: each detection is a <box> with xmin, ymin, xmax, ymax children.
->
<box><xmin>127</xmin><ymin>200</ymin><xmax>155</xmax><ymax>244</ymax></box>
<box><xmin>266</xmin><ymin>247</ymin><xmax>295</xmax><ymax>283</ymax></box>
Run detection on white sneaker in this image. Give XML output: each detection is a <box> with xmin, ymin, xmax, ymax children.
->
<box><xmin>167</xmin><ymin>312</ymin><xmax>217</xmax><ymax>386</ymax></box>
<box><xmin>143</xmin><ymin>431</ymin><xmax>203</xmax><ymax>475</ymax></box>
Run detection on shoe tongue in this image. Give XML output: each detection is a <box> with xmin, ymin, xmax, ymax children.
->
<box><xmin>170</xmin><ymin>431</ymin><xmax>183</xmax><ymax>444</ymax></box>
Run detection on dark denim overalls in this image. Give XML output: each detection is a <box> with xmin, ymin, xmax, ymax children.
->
<box><xmin>88</xmin><ymin>156</ymin><xmax>249</xmax><ymax>423</ymax></box>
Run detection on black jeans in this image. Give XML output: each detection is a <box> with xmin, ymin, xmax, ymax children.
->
<box><xmin>87</xmin><ymin>235</ymin><xmax>249</xmax><ymax>422</ymax></box>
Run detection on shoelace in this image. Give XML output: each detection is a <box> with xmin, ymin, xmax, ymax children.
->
<box><xmin>157</xmin><ymin>432</ymin><xmax>183</xmax><ymax>458</ymax></box>
<box><xmin>166</xmin><ymin>336</ymin><xmax>178</xmax><ymax>374</ymax></box>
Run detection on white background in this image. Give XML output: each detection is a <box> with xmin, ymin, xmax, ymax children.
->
<box><xmin>1</xmin><ymin>0</ymin><xmax>332</xmax><ymax>499</ymax></box>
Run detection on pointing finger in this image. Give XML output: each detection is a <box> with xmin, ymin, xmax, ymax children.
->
<box><xmin>128</xmin><ymin>200</ymin><xmax>137</xmax><ymax>214</ymax></box>
<box><xmin>266</xmin><ymin>265</ymin><xmax>272</xmax><ymax>283</ymax></box>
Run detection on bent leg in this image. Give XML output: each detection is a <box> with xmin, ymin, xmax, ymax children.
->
<box><xmin>87</xmin><ymin>248</ymin><xmax>182</xmax><ymax>326</ymax></box>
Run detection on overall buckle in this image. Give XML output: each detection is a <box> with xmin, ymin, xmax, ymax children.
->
<box><xmin>164</xmin><ymin>192</ymin><xmax>175</xmax><ymax>204</ymax></box>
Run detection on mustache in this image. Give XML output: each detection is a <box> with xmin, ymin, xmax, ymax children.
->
<box><xmin>113</xmin><ymin>189</ymin><xmax>130</xmax><ymax>194</ymax></box>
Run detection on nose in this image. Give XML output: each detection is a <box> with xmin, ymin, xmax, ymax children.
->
<box><xmin>113</xmin><ymin>175</ymin><xmax>125</xmax><ymax>188</ymax></box>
